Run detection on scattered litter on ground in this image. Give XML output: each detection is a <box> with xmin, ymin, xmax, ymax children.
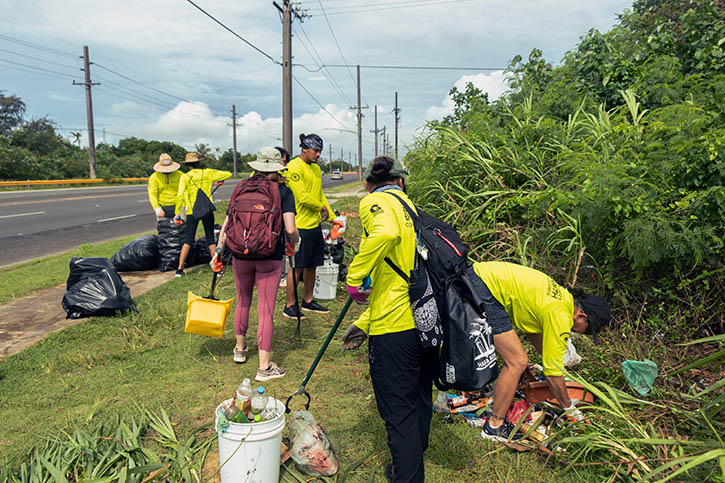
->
<box><xmin>622</xmin><ymin>359</ymin><xmax>658</xmax><ymax>396</ymax></box>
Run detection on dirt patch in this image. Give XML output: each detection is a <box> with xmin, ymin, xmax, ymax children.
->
<box><xmin>0</xmin><ymin>270</ymin><xmax>175</xmax><ymax>358</ymax></box>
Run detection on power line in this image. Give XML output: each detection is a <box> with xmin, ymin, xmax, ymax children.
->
<box><xmin>305</xmin><ymin>0</ymin><xmax>474</xmax><ymax>15</ymax></box>
<box><xmin>184</xmin><ymin>0</ymin><xmax>279</xmax><ymax>65</ymax></box>
<box><xmin>295</xmin><ymin>63</ymin><xmax>506</xmax><ymax>71</ymax></box>
<box><xmin>0</xmin><ymin>48</ymin><xmax>80</xmax><ymax>72</ymax></box>
<box><xmin>0</xmin><ymin>33</ymin><xmax>77</xmax><ymax>59</ymax></box>
<box><xmin>293</xmin><ymin>24</ymin><xmax>354</xmax><ymax>107</ymax></box>
<box><xmin>292</xmin><ymin>74</ymin><xmax>352</xmax><ymax>131</ymax></box>
<box><xmin>316</xmin><ymin>1</ymin><xmax>357</xmax><ymax>93</ymax></box>
<box><xmin>0</xmin><ymin>58</ymin><xmax>76</xmax><ymax>79</ymax></box>
<box><xmin>93</xmin><ymin>63</ymin><xmax>188</xmax><ymax>103</ymax></box>
<box><xmin>0</xmin><ymin>62</ymin><xmax>73</xmax><ymax>81</ymax></box>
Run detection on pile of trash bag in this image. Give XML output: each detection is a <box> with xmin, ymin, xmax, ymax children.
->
<box><xmin>62</xmin><ymin>257</ymin><xmax>135</xmax><ymax>319</ymax></box>
<box><xmin>157</xmin><ymin>218</ymin><xmax>187</xmax><ymax>272</ymax></box>
<box><xmin>111</xmin><ymin>235</ymin><xmax>159</xmax><ymax>271</ymax></box>
<box><xmin>189</xmin><ymin>224</ymin><xmax>233</xmax><ymax>267</ymax></box>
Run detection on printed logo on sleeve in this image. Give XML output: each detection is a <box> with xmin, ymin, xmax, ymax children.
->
<box><xmin>560</xmin><ymin>332</ymin><xmax>570</xmax><ymax>343</ymax></box>
<box><xmin>546</xmin><ymin>277</ymin><xmax>563</xmax><ymax>301</ymax></box>
<box><xmin>289</xmin><ymin>173</ymin><xmax>301</xmax><ymax>182</ymax></box>
<box><xmin>369</xmin><ymin>204</ymin><xmax>383</xmax><ymax>216</ymax></box>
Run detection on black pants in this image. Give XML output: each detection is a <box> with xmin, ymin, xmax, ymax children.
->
<box><xmin>369</xmin><ymin>329</ymin><xmax>436</xmax><ymax>483</ymax></box>
<box><xmin>184</xmin><ymin>211</ymin><xmax>215</xmax><ymax>245</ymax></box>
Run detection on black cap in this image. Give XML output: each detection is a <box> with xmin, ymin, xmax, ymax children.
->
<box><xmin>578</xmin><ymin>293</ymin><xmax>611</xmax><ymax>336</ymax></box>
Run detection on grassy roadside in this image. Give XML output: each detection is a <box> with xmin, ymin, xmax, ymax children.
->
<box><xmin>0</xmin><ymin>195</ymin><xmax>571</xmax><ymax>482</ymax></box>
<box><xmin>0</xmin><ymin>236</ymin><xmax>150</xmax><ymax>304</ymax></box>
<box><xmin>326</xmin><ymin>180</ymin><xmax>364</xmax><ymax>194</ymax></box>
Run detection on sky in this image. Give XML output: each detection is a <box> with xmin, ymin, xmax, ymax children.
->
<box><xmin>0</xmin><ymin>0</ymin><xmax>634</xmax><ymax>165</ymax></box>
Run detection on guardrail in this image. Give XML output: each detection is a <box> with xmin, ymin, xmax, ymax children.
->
<box><xmin>0</xmin><ymin>177</ymin><xmax>149</xmax><ymax>187</ymax></box>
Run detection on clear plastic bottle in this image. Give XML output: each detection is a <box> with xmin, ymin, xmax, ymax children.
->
<box><xmin>250</xmin><ymin>386</ymin><xmax>269</xmax><ymax>417</ymax></box>
<box><xmin>236</xmin><ymin>378</ymin><xmax>253</xmax><ymax>413</ymax></box>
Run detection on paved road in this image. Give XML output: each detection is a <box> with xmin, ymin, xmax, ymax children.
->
<box><xmin>0</xmin><ymin>176</ymin><xmax>351</xmax><ymax>267</ymax></box>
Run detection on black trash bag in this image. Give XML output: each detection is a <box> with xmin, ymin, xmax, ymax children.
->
<box><xmin>62</xmin><ymin>257</ymin><xmax>135</xmax><ymax>319</ymax></box>
<box><xmin>111</xmin><ymin>235</ymin><xmax>159</xmax><ymax>271</ymax></box>
<box><xmin>157</xmin><ymin>218</ymin><xmax>187</xmax><ymax>272</ymax></box>
<box><xmin>337</xmin><ymin>263</ymin><xmax>348</xmax><ymax>282</ymax></box>
<box><xmin>329</xmin><ymin>239</ymin><xmax>345</xmax><ymax>265</ymax></box>
<box><xmin>188</xmin><ymin>224</ymin><xmax>233</xmax><ymax>267</ymax></box>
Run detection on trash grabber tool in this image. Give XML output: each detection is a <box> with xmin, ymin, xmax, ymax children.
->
<box><xmin>286</xmin><ymin>233</ymin><xmax>303</xmax><ymax>343</ymax></box>
<box><xmin>285</xmin><ymin>296</ymin><xmax>353</xmax><ymax>413</ymax></box>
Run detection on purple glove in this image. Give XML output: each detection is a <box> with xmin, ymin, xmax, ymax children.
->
<box><xmin>347</xmin><ymin>276</ymin><xmax>372</xmax><ymax>304</ymax></box>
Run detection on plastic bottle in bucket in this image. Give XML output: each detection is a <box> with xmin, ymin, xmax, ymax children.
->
<box><xmin>236</xmin><ymin>378</ymin><xmax>253</xmax><ymax>413</ymax></box>
<box><xmin>250</xmin><ymin>386</ymin><xmax>269</xmax><ymax>417</ymax></box>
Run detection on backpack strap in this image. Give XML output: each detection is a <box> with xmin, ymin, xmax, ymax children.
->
<box><xmin>381</xmin><ymin>191</ymin><xmax>417</xmax><ymax>285</ymax></box>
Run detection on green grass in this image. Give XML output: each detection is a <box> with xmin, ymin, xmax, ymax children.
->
<box><xmin>0</xmin><ymin>236</ymin><xmax>150</xmax><ymax>304</ymax></box>
<box><xmin>326</xmin><ymin>180</ymin><xmax>365</xmax><ymax>194</ymax></box>
<box><xmin>0</xmin><ymin>195</ymin><xmax>572</xmax><ymax>482</ymax></box>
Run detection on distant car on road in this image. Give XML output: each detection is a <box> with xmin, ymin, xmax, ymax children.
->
<box><xmin>331</xmin><ymin>170</ymin><xmax>343</xmax><ymax>180</ymax></box>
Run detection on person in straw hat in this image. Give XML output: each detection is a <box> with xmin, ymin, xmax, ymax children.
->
<box><xmin>147</xmin><ymin>153</ymin><xmax>182</xmax><ymax>219</ymax></box>
<box><xmin>216</xmin><ymin>147</ymin><xmax>299</xmax><ymax>378</ymax></box>
<box><xmin>174</xmin><ymin>152</ymin><xmax>231</xmax><ymax>277</ymax></box>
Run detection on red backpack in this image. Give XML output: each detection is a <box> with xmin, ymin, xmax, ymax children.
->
<box><xmin>225</xmin><ymin>174</ymin><xmax>282</xmax><ymax>259</ymax></box>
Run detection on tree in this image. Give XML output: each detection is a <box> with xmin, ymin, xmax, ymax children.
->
<box><xmin>0</xmin><ymin>91</ymin><xmax>26</xmax><ymax>136</ymax></box>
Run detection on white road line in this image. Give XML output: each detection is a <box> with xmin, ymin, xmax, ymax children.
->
<box><xmin>0</xmin><ymin>211</ymin><xmax>45</xmax><ymax>219</ymax></box>
<box><xmin>97</xmin><ymin>214</ymin><xmax>137</xmax><ymax>223</ymax></box>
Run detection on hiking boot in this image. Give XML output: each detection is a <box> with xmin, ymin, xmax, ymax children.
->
<box><xmin>480</xmin><ymin>420</ymin><xmax>524</xmax><ymax>443</ymax></box>
<box><xmin>233</xmin><ymin>345</ymin><xmax>247</xmax><ymax>364</ymax></box>
<box><xmin>283</xmin><ymin>305</ymin><xmax>306</xmax><ymax>320</ymax></box>
<box><xmin>175</xmin><ymin>269</ymin><xmax>185</xmax><ymax>278</ymax></box>
<box><xmin>301</xmin><ymin>299</ymin><xmax>329</xmax><ymax>313</ymax></box>
<box><xmin>255</xmin><ymin>362</ymin><xmax>286</xmax><ymax>381</ymax></box>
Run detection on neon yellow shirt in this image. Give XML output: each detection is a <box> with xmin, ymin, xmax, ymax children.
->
<box><xmin>147</xmin><ymin>171</ymin><xmax>182</xmax><ymax>211</ymax></box>
<box><xmin>285</xmin><ymin>156</ymin><xmax>334</xmax><ymax>229</ymax></box>
<box><xmin>348</xmin><ymin>189</ymin><xmax>417</xmax><ymax>336</ymax></box>
<box><xmin>472</xmin><ymin>261</ymin><xmax>574</xmax><ymax>377</ymax></box>
<box><xmin>177</xmin><ymin>168</ymin><xmax>231</xmax><ymax>216</ymax></box>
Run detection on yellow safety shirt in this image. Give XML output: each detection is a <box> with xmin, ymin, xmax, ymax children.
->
<box><xmin>472</xmin><ymin>261</ymin><xmax>574</xmax><ymax>377</ymax></box>
<box><xmin>348</xmin><ymin>188</ymin><xmax>417</xmax><ymax>336</ymax></box>
<box><xmin>285</xmin><ymin>156</ymin><xmax>334</xmax><ymax>229</ymax></box>
<box><xmin>177</xmin><ymin>168</ymin><xmax>231</xmax><ymax>216</ymax></box>
<box><xmin>147</xmin><ymin>171</ymin><xmax>183</xmax><ymax>211</ymax></box>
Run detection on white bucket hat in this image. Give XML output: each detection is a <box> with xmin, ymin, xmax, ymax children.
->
<box><xmin>248</xmin><ymin>147</ymin><xmax>286</xmax><ymax>172</ymax></box>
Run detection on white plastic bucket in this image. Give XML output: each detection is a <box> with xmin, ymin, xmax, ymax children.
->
<box><xmin>215</xmin><ymin>398</ymin><xmax>285</xmax><ymax>483</ymax></box>
<box><xmin>313</xmin><ymin>261</ymin><xmax>339</xmax><ymax>300</ymax></box>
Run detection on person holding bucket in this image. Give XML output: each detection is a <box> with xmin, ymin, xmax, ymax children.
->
<box><xmin>148</xmin><ymin>153</ymin><xmax>182</xmax><ymax>219</ymax></box>
<box><xmin>174</xmin><ymin>152</ymin><xmax>231</xmax><ymax>277</ymax></box>
<box><xmin>216</xmin><ymin>147</ymin><xmax>300</xmax><ymax>381</ymax></box>
<box><xmin>342</xmin><ymin>156</ymin><xmax>436</xmax><ymax>482</ymax></box>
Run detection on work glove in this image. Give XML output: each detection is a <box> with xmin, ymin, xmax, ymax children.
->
<box><xmin>562</xmin><ymin>402</ymin><xmax>586</xmax><ymax>423</ymax></box>
<box><xmin>174</xmin><ymin>215</ymin><xmax>184</xmax><ymax>226</ymax></box>
<box><xmin>210</xmin><ymin>252</ymin><xmax>223</xmax><ymax>273</ymax></box>
<box><xmin>285</xmin><ymin>239</ymin><xmax>300</xmax><ymax>257</ymax></box>
<box><xmin>347</xmin><ymin>276</ymin><xmax>372</xmax><ymax>305</ymax></box>
<box><xmin>215</xmin><ymin>181</ymin><xmax>224</xmax><ymax>188</ymax></box>
<box><xmin>341</xmin><ymin>324</ymin><xmax>367</xmax><ymax>351</ymax></box>
<box><xmin>330</xmin><ymin>215</ymin><xmax>347</xmax><ymax>240</ymax></box>
<box><xmin>154</xmin><ymin>207</ymin><xmax>165</xmax><ymax>218</ymax></box>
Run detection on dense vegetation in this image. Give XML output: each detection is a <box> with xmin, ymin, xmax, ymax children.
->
<box><xmin>406</xmin><ymin>0</ymin><xmax>724</xmax><ymax>480</ymax></box>
<box><xmin>0</xmin><ymin>100</ymin><xmax>257</xmax><ymax>180</ymax></box>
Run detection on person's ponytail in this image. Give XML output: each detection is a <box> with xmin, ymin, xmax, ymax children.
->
<box><xmin>366</xmin><ymin>156</ymin><xmax>398</xmax><ymax>185</ymax></box>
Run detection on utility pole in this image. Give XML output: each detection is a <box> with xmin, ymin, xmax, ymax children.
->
<box><xmin>328</xmin><ymin>143</ymin><xmax>332</xmax><ymax>174</ymax></box>
<box><xmin>349</xmin><ymin>65</ymin><xmax>367</xmax><ymax>181</ymax></box>
<box><xmin>370</xmin><ymin>105</ymin><xmax>379</xmax><ymax>158</ymax></box>
<box><xmin>274</xmin><ymin>1</ymin><xmax>307</xmax><ymax>155</ymax></box>
<box><xmin>231</xmin><ymin>104</ymin><xmax>238</xmax><ymax>177</ymax></box>
<box><xmin>393</xmin><ymin>92</ymin><xmax>400</xmax><ymax>160</ymax></box>
<box><xmin>380</xmin><ymin>126</ymin><xmax>387</xmax><ymax>156</ymax></box>
<box><xmin>340</xmin><ymin>147</ymin><xmax>343</xmax><ymax>172</ymax></box>
<box><xmin>73</xmin><ymin>46</ymin><xmax>100</xmax><ymax>178</ymax></box>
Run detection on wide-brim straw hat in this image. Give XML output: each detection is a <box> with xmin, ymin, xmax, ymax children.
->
<box><xmin>183</xmin><ymin>152</ymin><xmax>201</xmax><ymax>163</ymax></box>
<box><xmin>248</xmin><ymin>146</ymin><xmax>286</xmax><ymax>172</ymax></box>
<box><xmin>154</xmin><ymin>153</ymin><xmax>180</xmax><ymax>173</ymax></box>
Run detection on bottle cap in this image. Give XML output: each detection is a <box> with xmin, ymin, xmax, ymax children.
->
<box><xmin>254</xmin><ymin>414</ymin><xmax>262</xmax><ymax>422</ymax></box>
<box><xmin>257</xmin><ymin>386</ymin><xmax>265</xmax><ymax>394</ymax></box>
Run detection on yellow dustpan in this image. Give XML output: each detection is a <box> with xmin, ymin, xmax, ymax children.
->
<box><xmin>185</xmin><ymin>271</ymin><xmax>233</xmax><ymax>338</ymax></box>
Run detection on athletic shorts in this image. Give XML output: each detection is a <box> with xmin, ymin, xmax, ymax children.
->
<box><xmin>295</xmin><ymin>225</ymin><xmax>325</xmax><ymax>268</ymax></box>
<box><xmin>184</xmin><ymin>212</ymin><xmax>215</xmax><ymax>245</ymax></box>
<box><xmin>467</xmin><ymin>265</ymin><xmax>514</xmax><ymax>335</ymax></box>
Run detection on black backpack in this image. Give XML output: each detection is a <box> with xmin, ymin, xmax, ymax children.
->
<box><xmin>384</xmin><ymin>192</ymin><xmax>499</xmax><ymax>391</ymax></box>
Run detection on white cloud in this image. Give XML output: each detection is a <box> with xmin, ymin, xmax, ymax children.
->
<box><xmin>48</xmin><ymin>94</ymin><xmax>74</xmax><ymax>102</ymax></box>
<box><xmin>110</xmin><ymin>100</ymin><xmax>147</xmax><ymax>114</ymax></box>
<box><xmin>425</xmin><ymin>71</ymin><xmax>510</xmax><ymax>121</ymax></box>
